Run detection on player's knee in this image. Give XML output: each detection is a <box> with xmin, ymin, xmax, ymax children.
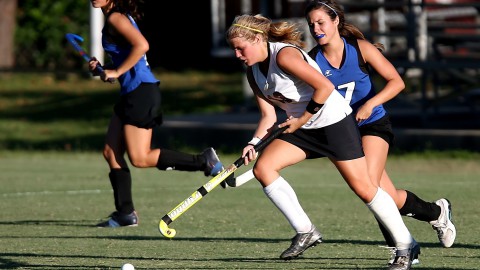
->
<box><xmin>252</xmin><ymin>163</ymin><xmax>269</xmax><ymax>181</ymax></box>
<box><xmin>129</xmin><ymin>155</ymin><xmax>149</xmax><ymax>168</ymax></box>
<box><xmin>103</xmin><ymin>147</ymin><xmax>115</xmax><ymax>162</ymax></box>
<box><xmin>357</xmin><ymin>186</ymin><xmax>379</xmax><ymax>203</ymax></box>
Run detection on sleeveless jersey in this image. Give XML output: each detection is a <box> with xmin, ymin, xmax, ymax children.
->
<box><xmin>251</xmin><ymin>42</ymin><xmax>352</xmax><ymax>129</ymax></box>
<box><xmin>102</xmin><ymin>14</ymin><xmax>159</xmax><ymax>95</ymax></box>
<box><xmin>309</xmin><ymin>38</ymin><xmax>386</xmax><ymax>126</ymax></box>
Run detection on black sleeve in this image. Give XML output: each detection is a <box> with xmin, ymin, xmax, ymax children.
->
<box><xmin>308</xmin><ymin>45</ymin><xmax>321</xmax><ymax>60</ymax></box>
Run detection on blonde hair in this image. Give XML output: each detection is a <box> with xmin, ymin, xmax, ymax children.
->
<box><xmin>227</xmin><ymin>14</ymin><xmax>305</xmax><ymax>48</ymax></box>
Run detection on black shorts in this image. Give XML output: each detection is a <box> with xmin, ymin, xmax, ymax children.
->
<box><xmin>358</xmin><ymin>114</ymin><xmax>395</xmax><ymax>146</ymax></box>
<box><xmin>279</xmin><ymin>114</ymin><xmax>364</xmax><ymax>161</ymax></box>
<box><xmin>114</xmin><ymin>83</ymin><xmax>163</xmax><ymax>129</ymax></box>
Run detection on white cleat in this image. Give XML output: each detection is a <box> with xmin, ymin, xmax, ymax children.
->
<box><xmin>430</xmin><ymin>198</ymin><xmax>456</xmax><ymax>248</ymax></box>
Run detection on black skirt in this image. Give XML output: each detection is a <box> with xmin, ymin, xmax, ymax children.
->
<box><xmin>279</xmin><ymin>115</ymin><xmax>364</xmax><ymax>161</ymax></box>
<box><xmin>114</xmin><ymin>82</ymin><xmax>163</xmax><ymax>129</ymax></box>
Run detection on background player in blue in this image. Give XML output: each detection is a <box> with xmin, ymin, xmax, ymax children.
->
<box><xmin>89</xmin><ymin>0</ymin><xmax>224</xmax><ymax>228</ymax></box>
<box><xmin>305</xmin><ymin>0</ymin><xmax>456</xmax><ymax>249</ymax></box>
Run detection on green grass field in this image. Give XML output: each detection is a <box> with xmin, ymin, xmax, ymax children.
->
<box><xmin>1</xmin><ymin>151</ymin><xmax>479</xmax><ymax>269</ymax></box>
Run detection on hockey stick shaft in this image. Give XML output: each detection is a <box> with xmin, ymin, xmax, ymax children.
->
<box><xmin>159</xmin><ymin>125</ymin><xmax>287</xmax><ymax>238</ymax></box>
<box><xmin>65</xmin><ymin>33</ymin><xmax>115</xmax><ymax>83</ymax></box>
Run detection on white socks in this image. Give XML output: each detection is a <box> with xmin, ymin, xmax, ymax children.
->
<box><xmin>367</xmin><ymin>187</ymin><xmax>413</xmax><ymax>250</ymax></box>
<box><xmin>263</xmin><ymin>176</ymin><xmax>312</xmax><ymax>233</ymax></box>
<box><xmin>263</xmin><ymin>178</ymin><xmax>413</xmax><ymax>249</ymax></box>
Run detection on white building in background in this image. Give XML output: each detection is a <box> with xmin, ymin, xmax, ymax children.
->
<box><xmin>90</xmin><ymin>5</ymin><xmax>104</xmax><ymax>67</ymax></box>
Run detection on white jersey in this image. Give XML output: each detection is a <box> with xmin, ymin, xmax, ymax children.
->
<box><xmin>251</xmin><ymin>42</ymin><xmax>352</xmax><ymax>129</ymax></box>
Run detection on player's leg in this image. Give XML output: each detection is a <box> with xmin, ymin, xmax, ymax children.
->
<box><xmin>123</xmin><ymin>124</ymin><xmax>158</xmax><ymax>168</ymax></box>
<box><xmin>333</xmin><ymin>157</ymin><xmax>419</xmax><ymax>268</ymax></box>
<box><xmin>363</xmin><ymin>135</ymin><xmax>420</xmax><ymax>264</ymax></box>
<box><xmin>97</xmin><ymin>114</ymin><xmax>138</xmax><ymax>227</ymax></box>
<box><xmin>362</xmin><ymin>135</ymin><xmax>402</xmax><ymax>247</ymax></box>
<box><xmin>156</xmin><ymin>147</ymin><xmax>224</xmax><ymax>177</ymax></box>
<box><xmin>123</xmin><ymin>124</ymin><xmax>222</xmax><ymax>176</ymax></box>
<box><xmin>255</xmin><ymin>140</ymin><xmax>322</xmax><ymax>260</ymax></box>
<box><xmin>121</xmin><ymin>82</ymin><xmax>223</xmax><ymax>176</ymax></box>
<box><xmin>363</xmin><ymin>135</ymin><xmax>455</xmax><ymax>248</ymax></box>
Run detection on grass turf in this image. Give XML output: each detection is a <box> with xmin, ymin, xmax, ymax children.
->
<box><xmin>1</xmin><ymin>151</ymin><xmax>479</xmax><ymax>269</ymax></box>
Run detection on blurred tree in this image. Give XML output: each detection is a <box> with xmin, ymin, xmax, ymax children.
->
<box><xmin>0</xmin><ymin>0</ymin><xmax>17</xmax><ymax>68</ymax></box>
<box><xmin>15</xmin><ymin>0</ymin><xmax>89</xmax><ymax>70</ymax></box>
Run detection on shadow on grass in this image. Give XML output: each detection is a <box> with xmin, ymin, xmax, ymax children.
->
<box><xmin>0</xmin><ymin>80</ymin><xmax>244</xmax><ymax>151</ymax></box>
<box><xmin>0</xmin><ymin>249</ymin><xmax>477</xmax><ymax>270</ymax></box>
<box><xmin>1</xmin><ymin>219</ymin><xmax>478</xmax><ymax>252</ymax></box>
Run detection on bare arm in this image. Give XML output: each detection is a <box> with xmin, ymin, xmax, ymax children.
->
<box><xmin>102</xmin><ymin>12</ymin><xmax>149</xmax><ymax>80</ymax></box>
<box><xmin>356</xmin><ymin>40</ymin><xmax>405</xmax><ymax>121</ymax></box>
<box><xmin>243</xmin><ymin>67</ymin><xmax>278</xmax><ymax>165</ymax></box>
<box><xmin>276</xmin><ymin>47</ymin><xmax>335</xmax><ymax>132</ymax></box>
<box><xmin>246</xmin><ymin>67</ymin><xmax>278</xmax><ymax>139</ymax></box>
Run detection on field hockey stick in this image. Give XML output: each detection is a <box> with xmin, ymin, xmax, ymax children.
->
<box><xmin>225</xmin><ymin>168</ymin><xmax>255</xmax><ymax>187</ymax></box>
<box><xmin>159</xmin><ymin>125</ymin><xmax>288</xmax><ymax>238</ymax></box>
<box><xmin>65</xmin><ymin>33</ymin><xmax>115</xmax><ymax>83</ymax></box>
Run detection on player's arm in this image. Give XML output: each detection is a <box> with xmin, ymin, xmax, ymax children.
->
<box><xmin>358</xmin><ymin>39</ymin><xmax>405</xmax><ymax>109</ymax></box>
<box><xmin>104</xmin><ymin>12</ymin><xmax>149</xmax><ymax>80</ymax></box>
<box><xmin>276</xmin><ymin>47</ymin><xmax>334</xmax><ymax>132</ymax></box>
<box><xmin>243</xmin><ymin>67</ymin><xmax>278</xmax><ymax>165</ymax></box>
<box><xmin>246</xmin><ymin>67</ymin><xmax>278</xmax><ymax>139</ymax></box>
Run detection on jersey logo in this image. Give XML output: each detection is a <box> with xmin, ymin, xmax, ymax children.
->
<box><xmin>324</xmin><ymin>69</ymin><xmax>333</xmax><ymax>77</ymax></box>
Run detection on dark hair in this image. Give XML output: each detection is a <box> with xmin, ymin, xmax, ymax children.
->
<box><xmin>113</xmin><ymin>0</ymin><xmax>144</xmax><ymax>20</ymax></box>
<box><xmin>305</xmin><ymin>0</ymin><xmax>384</xmax><ymax>51</ymax></box>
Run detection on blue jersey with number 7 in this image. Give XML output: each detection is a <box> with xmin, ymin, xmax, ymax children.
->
<box><xmin>309</xmin><ymin>37</ymin><xmax>386</xmax><ymax>126</ymax></box>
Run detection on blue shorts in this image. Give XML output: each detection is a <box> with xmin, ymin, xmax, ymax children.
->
<box><xmin>114</xmin><ymin>83</ymin><xmax>163</xmax><ymax>129</ymax></box>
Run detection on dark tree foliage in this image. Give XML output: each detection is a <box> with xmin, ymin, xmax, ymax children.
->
<box><xmin>15</xmin><ymin>0</ymin><xmax>90</xmax><ymax>70</ymax></box>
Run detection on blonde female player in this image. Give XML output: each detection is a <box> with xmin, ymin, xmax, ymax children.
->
<box><xmin>229</xmin><ymin>0</ymin><xmax>456</xmax><ymax>256</ymax></box>
<box><xmin>227</xmin><ymin>14</ymin><xmax>419</xmax><ymax>270</ymax></box>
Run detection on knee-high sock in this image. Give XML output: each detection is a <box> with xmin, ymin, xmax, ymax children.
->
<box><xmin>367</xmin><ymin>188</ymin><xmax>413</xmax><ymax>250</ymax></box>
<box><xmin>400</xmin><ymin>190</ymin><xmax>441</xmax><ymax>222</ymax></box>
<box><xmin>263</xmin><ymin>176</ymin><xmax>312</xmax><ymax>233</ymax></box>
<box><xmin>109</xmin><ymin>168</ymin><xmax>134</xmax><ymax>214</ymax></box>
<box><xmin>156</xmin><ymin>149</ymin><xmax>204</xmax><ymax>171</ymax></box>
<box><xmin>108</xmin><ymin>170</ymin><xmax>120</xmax><ymax>211</ymax></box>
<box><xmin>376</xmin><ymin>217</ymin><xmax>395</xmax><ymax>247</ymax></box>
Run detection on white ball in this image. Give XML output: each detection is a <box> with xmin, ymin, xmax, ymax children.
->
<box><xmin>121</xmin><ymin>263</ymin><xmax>135</xmax><ymax>270</ymax></box>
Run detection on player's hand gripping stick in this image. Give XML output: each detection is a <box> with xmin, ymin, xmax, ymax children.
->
<box><xmin>65</xmin><ymin>33</ymin><xmax>115</xmax><ymax>83</ymax></box>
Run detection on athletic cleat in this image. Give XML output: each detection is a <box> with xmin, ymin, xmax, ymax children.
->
<box><xmin>280</xmin><ymin>225</ymin><xmax>323</xmax><ymax>260</ymax></box>
<box><xmin>385</xmin><ymin>246</ymin><xmax>420</xmax><ymax>266</ymax></box>
<box><xmin>201</xmin><ymin>148</ymin><xmax>224</xmax><ymax>177</ymax></box>
<box><xmin>96</xmin><ymin>211</ymin><xmax>138</xmax><ymax>228</ymax></box>
<box><xmin>387</xmin><ymin>241</ymin><xmax>421</xmax><ymax>270</ymax></box>
<box><xmin>430</xmin><ymin>198</ymin><xmax>456</xmax><ymax>248</ymax></box>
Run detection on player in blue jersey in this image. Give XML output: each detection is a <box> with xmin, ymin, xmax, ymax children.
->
<box><xmin>88</xmin><ymin>0</ymin><xmax>224</xmax><ymax>228</ymax></box>
<box><xmin>305</xmin><ymin>0</ymin><xmax>456</xmax><ymax>251</ymax></box>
